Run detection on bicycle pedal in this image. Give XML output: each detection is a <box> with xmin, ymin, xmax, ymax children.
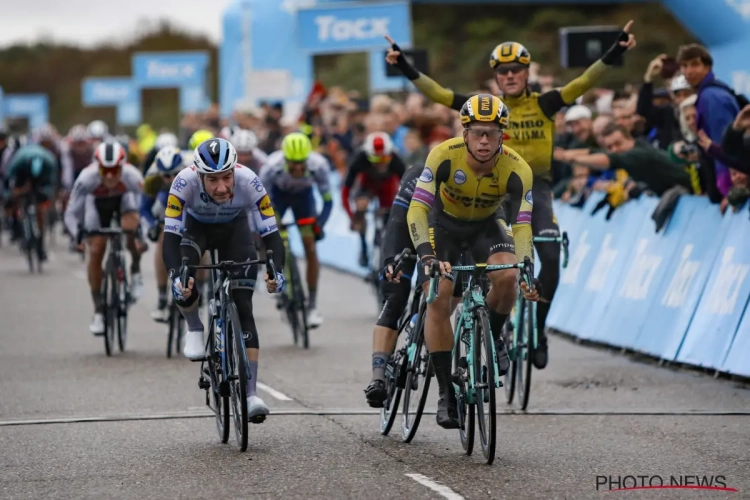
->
<box><xmin>189</xmin><ymin>356</ymin><xmax>207</xmax><ymax>362</ymax></box>
<box><xmin>249</xmin><ymin>414</ymin><xmax>267</xmax><ymax>425</ymax></box>
<box><xmin>198</xmin><ymin>377</ymin><xmax>210</xmax><ymax>390</ymax></box>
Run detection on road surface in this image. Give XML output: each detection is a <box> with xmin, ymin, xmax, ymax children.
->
<box><xmin>1</xmin><ymin>237</ymin><xmax>748</xmax><ymax>499</ymax></box>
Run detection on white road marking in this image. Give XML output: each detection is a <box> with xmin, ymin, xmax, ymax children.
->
<box><xmin>257</xmin><ymin>382</ymin><xmax>293</xmax><ymax>401</ymax></box>
<box><xmin>74</xmin><ymin>270</ymin><xmax>87</xmax><ymax>280</ymax></box>
<box><xmin>406</xmin><ymin>474</ymin><xmax>465</xmax><ymax>500</ymax></box>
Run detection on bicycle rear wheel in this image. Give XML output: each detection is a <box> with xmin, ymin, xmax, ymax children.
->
<box><xmin>380</xmin><ymin>322</ymin><xmax>409</xmax><ymax>435</ymax></box>
<box><xmin>116</xmin><ymin>266</ymin><xmax>129</xmax><ymax>352</ymax></box>
<box><xmin>206</xmin><ymin>317</ymin><xmax>230</xmax><ymax>443</ymax></box>
<box><xmin>226</xmin><ymin>302</ymin><xmax>249</xmax><ymax>452</ymax></box>
<box><xmin>288</xmin><ymin>255</ymin><xmax>309</xmax><ymax>347</ymax></box>
<box><xmin>401</xmin><ymin>307</ymin><xmax>432</xmax><ymax>443</ymax></box>
<box><xmin>504</xmin><ymin>312</ymin><xmax>517</xmax><ymax>405</ymax></box>
<box><xmin>453</xmin><ymin>309</ymin><xmax>475</xmax><ymax>455</ymax></box>
<box><xmin>167</xmin><ymin>302</ymin><xmax>178</xmax><ymax>358</ymax></box>
<box><xmin>517</xmin><ymin>299</ymin><xmax>535</xmax><ymax>410</ymax></box>
<box><xmin>474</xmin><ymin>307</ymin><xmax>497</xmax><ymax>464</ymax></box>
<box><xmin>103</xmin><ymin>271</ymin><xmax>117</xmax><ymax>357</ymax></box>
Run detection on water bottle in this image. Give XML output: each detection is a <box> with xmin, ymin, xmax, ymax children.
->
<box><xmin>404</xmin><ymin>313</ymin><xmax>418</xmax><ymax>343</ymax></box>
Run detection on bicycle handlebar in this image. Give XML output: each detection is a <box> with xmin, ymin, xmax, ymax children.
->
<box><xmin>390</xmin><ymin>247</ymin><xmax>416</xmax><ymax>278</ymax></box>
<box><xmin>178</xmin><ymin>250</ymin><xmax>277</xmax><ymax>285</ymax></box>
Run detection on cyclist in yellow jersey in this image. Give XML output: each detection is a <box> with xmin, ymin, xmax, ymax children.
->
<box><xmin>388</xmin><ymin>22</ymin><xmax>637</xmax><ymax>370</ymax></box>
<box><xmin>408</xmin><ymin>95</ymin><xmax>539</xmax><ymax>429</ymax></box>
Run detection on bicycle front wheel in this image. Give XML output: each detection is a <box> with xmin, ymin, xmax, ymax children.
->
<box><xmin>206</xmin><ymin>318</ymin><xmax>230</xmax><ymax>443</ymax></box>
<box><xmin>401</xmin><ymin>309</ymin><xmax>432</xmax><ymax>443</ymax></box>
<box><xmin>116</xmin><ymin>268</ymin><xmax>129</xmax><ymax>352</ymax></box>
<box><xmin>226</xmin><ymin>302</ymin><xmax>249</xmax><ymax>452</ymax></box>
<box><xmin>380</xmin><ymin>324</ymin><xmax>408</xmax><ymax>436</ymax></box>
<box><xmin>103</xmin><ymin>271</ymin><xmax>117</xmax><ymax>357</ymax></box>
<box><xmin>504</xmin><ymin>312</ymin><xmax>517</xmax><ymax>405</ymax></box>
<box><xmin>453</xmin><ymin>308</ymin><xmax>475</xmax><ymax>455</ymax></box>
<box><xmin>517</xmin><ymin>299</ymin><xmax>535</xmax><ymax>411</ymax></box>
<box><xmin>474</xmin><ymin>307</ymin><xmax>497</xmax><ymax>465</ymax></box>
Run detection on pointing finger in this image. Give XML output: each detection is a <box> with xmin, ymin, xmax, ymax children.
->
<box><xmin>384</xmin><ymin>35</ymin><xmax>395</xmax><ymax>45</ymax></box>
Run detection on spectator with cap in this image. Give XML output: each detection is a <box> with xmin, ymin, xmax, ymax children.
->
<box><xmin>677</xmin><ymin>43</ymin><xmax>741</xmax><ymax>198</ymax></box>
<box><xmin>563</xmin><ymin>105</ymin><xmax>596</xmax><ymax>148</ymax></box>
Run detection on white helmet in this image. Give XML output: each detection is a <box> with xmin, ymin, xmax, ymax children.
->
<box><xmin>363</xmin><ymin>132</ymin><xmax>394</xmax><ymax>158</ymax></box>
<box><xmin>193</xmin><ymin>138</ymin><xmax>238</xmax><ymax>175</ymax></box>
<box><xmin>154</xmin><ymin>146</ymin><xmax>185</xmax><ymax>174</ymax></box>
<box><xmin>94</xmin><ymin>140</ymin><xmax>126</xmax><ymax>168</ymax></box>
<box><xmin>68</xmin><ymin>124</ymin><xmax>89</xmax><ymax>142</ymax></box>
<box><xmin>155</xmin><ymin>132</ymin><xmax>178</xmax><ymax>150</ymax></box>
<box><xmin>671</xmin><ymin>74</ymin><xmax>692</xmax><ymax>93</ymax></box>
<box><xmin>220</xmin><ymin>125</ymin><xmax>241</xmax><ymax>140</ymax></box>
<box><xmin>87</xmin><ymin>120</ymin><xmax>109</xmax><ymax>139</ymax></box>
<box><xmin>231</xmin><ymin>130</ymin><xmax>258</xmax><ymax>152</ymax></box>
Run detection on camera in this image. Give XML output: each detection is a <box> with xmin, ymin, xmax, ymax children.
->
<box><xmin>681</xmin><ymin>142</ymin><xmax>701</xmax><ymax>157</ymax></box>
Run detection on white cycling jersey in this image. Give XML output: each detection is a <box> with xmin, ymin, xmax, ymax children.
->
<box><xmin>260</xmin><ymin>150</ymin><xmax>331</xmax><ymax>196</ymax></box>
<box><xmin>64</xmin><ymin>163</ymin><xmax>143</xmax><ymax>239</ymax></box>
<box><xmin>163</xmin><ymin>164</ymin><xmax>278</xmax><ymax>237</ymax></box>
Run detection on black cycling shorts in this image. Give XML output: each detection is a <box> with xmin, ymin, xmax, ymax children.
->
<box><xmin>428</xmin><ymin>213</ymin><xmax>515</xmax><ymax>265</ymax></box>
<box><xmin>531</xmin><ymin>178</ymin><xmax>560</xmax><ymax>239</ymax></box>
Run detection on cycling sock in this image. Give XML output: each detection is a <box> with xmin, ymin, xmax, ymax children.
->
<box><xmin>308</xmin><ymin>287</ymin><xmax>317</xmax><ymax>309</ymax></box>
<box><xmin>430</xmin><ymin>351</ymin><xmax>454</xmax><ymax>398</ymax></box>
<box><xmin>371</xmin><ymin>352</ymin><xmax>389</xmax><ymax>382</ymax></box>
<box><xmin>130</xmin><ymin>258</ymin><xmax>141</xmax><ymax>274</ymax></box>
<box><xmin>536</xmin><ymin>301</ymin><xmax>550</xmax><ymax>344</ymax></box>
<box><xmin>488</xmin><ymin>310</ymin><xmax>509</xmax><ymax>343</ymax></box>
<box><xmin>91</xmin><ymin>290</ymin><xmax>104</xmax><ymax>313</ymax></box>
<box><xmin>247</xmin><ymin>361</ymin><xmax>258</xmax><ymax>397</ymax></box>
<box><xmin>183</xmin><ymin>307</ymin><xmax>204</xmax><ymax>332</ymax></box>
<box><xmin>359</xmin><ymin>233</ymin><xmax>367</xmax><ymax>255</ymax></box>
<box><xmin>158</xmin><ymin>286</ymin><xmax>167</xmax><ymax>308</ymax></box>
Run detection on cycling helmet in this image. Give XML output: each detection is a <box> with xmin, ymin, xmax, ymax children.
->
<box><xmin>87</xmin><ymin>120</ymin><xmax>109</xmax><ymax>139</ymax></box>
<box><xmin>34</xmin><ymin>123</ymin><xmax>57</xmax><ymax>142</ymax></box>
<box><xmin>193</xmin><ymin>138</ymin><xmax>237</xmax><ymax>175</ymax></box>
<box><xmin>231</xmin><ymin>130</ymin><xmax>258</xmax><ymax>152</ymax></box>
<box><xmin>155</xmin><ymin>146</ymin><xmax>185</xmax><ymax>174</ymax></box>
<box><xmin>31</xmin><ymin>157</ymin><xmax>44</xmax><ymax>178</ymax></box>
<box><xmin>282</xmin><ymin>132</ymin><xmax>312</xmax><ymax>162</ymax></box>
<box><xmin>220</xmin><ymin>125</ymin><xmax>241</xmax><ymax>140</ymax></box>
<box><xmin>489</xmin><ymin>42</ymin><xmax>531</xmax><ymax>69</ymax></box>
<box><xmin>363</xmin><ymin>132</ymin><xmax>394</xmax><ymax>159</ymax></box>
<box><xmin>68</xmin><ymin>124</ymin><xmax>89</xmax><ymax>142</ymax></box>
<box><xmin>189</xmin><ymin>129</ymin><xmax>214</xmax><ymax>150</ymax></box>
<box><xmin>671</xmin><ymin>74</ymin><xmax>691</xmax><ymax>93</ymax></box>
<box><xmin>155</xmin><ymin>132</ymin><xmax>178</xmax><ymax>150</ymax></box>
<box><xmin>94</xmin><ymin>140</ymin><xmax>126</xmax><ymax>169</ymax></box>
<box><xmin>460</xmin><ymin>94</ymin><xmax>510</xmax><ymax>128</ymax></box>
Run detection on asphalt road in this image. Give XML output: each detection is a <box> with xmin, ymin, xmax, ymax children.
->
<box><xmin>1</xmin><ymin>235</ymin><xmax>749</xmax><ymax>500</ymax></box>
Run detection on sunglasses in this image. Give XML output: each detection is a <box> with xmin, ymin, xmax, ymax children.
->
<box><xmin>495</xmin><ymin>64</ymin><xmax>527</xmax><ymax>75</ymax></box>
<box><xmin>99</xmin><ymin>165</ymin><xmax>122</xmax><ymax>177</ymax></box>
<box><xmin>466</xmin><ymin>128</ymin><xmax>504</xmax><ymax>140</ymax></box>
<box><xmin>368</xmin><ymin>154</ymin><xmax>392</xmax><ymax>164</ymax></box>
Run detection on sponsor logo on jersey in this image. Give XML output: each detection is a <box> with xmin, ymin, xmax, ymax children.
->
<box><xmin>200</xmin><ymin>192</ymin><xmax>210</xmax><ymax>203</ymax></box>
<box><xmin>164</xmin><ymin>224</ymin><xmax>181</xmax><ymax>233</ymax></box>
<box><xmin>454</xmin><ymin>170</ymin><xmax>467</xmax><ymax>185</ymax></box>
<box><xmin>503</xmin><ymin>147</ymin><xmax>519</xmax><ymax>161</ymax></box>
<box><xmin>165</xmin><ymin>194</ymin><xmax>184</xmax><ymax>219</ymax></box>
<box><xmin>172</xmin><ymin>177</ymin><xmax>187</xmax><ymax>192</ymax></box>
<box><xmin>418</xmin><ymin>167</ymin><xmax>433</xmax><ymax>183</ymax></box>
<box><xmin>251</xmin><ymin>177</ymin><xmax>264</xmax><ymax>192</ymax></box>
<box><xmin>525</xmin><ymin>190</ymin><xmax>533</xmax><ymax>206</ymax></box>
<box><xmin>256</xmin><ymin>194</ymin><xmax>274</xmax><ymax>220</ymax></box>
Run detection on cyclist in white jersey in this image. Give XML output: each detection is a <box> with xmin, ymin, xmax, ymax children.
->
<box><xmin>64</xmin><ymin>140</ymin><xmax>146</xmax><ymax>335</ymax></box>
<box><xmin>261</xmin><ymin>132</ymin><xmax>333</xmax><ymax>328</ymax></box>
<box><xmin>163</xmin><ymin>138</ymin><xmax>286</xmax><ymax>423</ymax></box>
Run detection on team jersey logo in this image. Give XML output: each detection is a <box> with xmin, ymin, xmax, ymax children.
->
<box><xmin>419</xmin><ymin>167</ymin><xmax>433</xmax><ymax>183</ymax></box>
<box><xmin>165</xmin><ymin>194</ymin><xmax>184</xmax><ymax>219</ymax></box>
<box><xmin>525</xmin><ymin>190</ymin><xmax>534</xmax><ymax>206</ymax></box>
<box><xmin>454</xmin><ymin>170</ymin><xmax>467</xmax><ymax>185</ymax></box>
<box><xmin>256</xmin><ymin>194</ymin><xmax>274</xmax><ymax>220</ymax></box>
<box><xmin>172</xmin><ymin>177</ymin><xmax>187</xmax><ymax>192</ymax></box>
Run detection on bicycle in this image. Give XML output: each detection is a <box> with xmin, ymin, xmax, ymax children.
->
<box><xmin>378</xmin><ymin>248</ymin><xmax>420</xmax><ymax>436</ymax></box>
<box><xmin>364</xmin><ymin>207</ymin><xmax>390</xmax><ymax>313</ymax></box>
<box><xmin>166</xmin><ymin>292</ymin><xmax>186</xmax><ymax>358</ymax></box>
<box><xmin>277</xmin><ymin>223</ymin><xmax>310</xmax><ymax>348</ymax></box>
<box><xmin>190</xmin><ymin>250</ymin><xmax>275</xmax><ymax>452</ymax></box>
<box><xmin>430</xmin><ymin>256</ymin><xmax>534</xmax><ymax>465</ymax></box>
<box><xmin>82</xmin><ymin>225</ymin><xmax>135</xmax><ymax>357</ymax></box>
<box><xmin>504</xmin><ymin>232</ymin><xmax>570</xmax><ymax>410</ymax></box>
<box><xmin>18</xmin><ymin>192</ymin><xmax>45</xmax><ymax>273</ymax></box>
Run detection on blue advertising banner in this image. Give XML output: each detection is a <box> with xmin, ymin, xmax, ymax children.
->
<box><xmin>3</xmin><ymin>94</ymin><xmax>49</xmax><ymax>129</ymax></box>
<box><xmin>297</xmin><ymin>1</ymin><xmax>412</xmax><ymax>54</ymax></box>
<box><xmin>368</xmin><ymin>50</ymin><xmax>416</xmax><ymax>93</ymax></box>
<box><xmin>116</xmin><ymin>100</ymin><xmax>142</xmax><ymax>126</ymax></box>
<box><xmin>676</xmin><ymin>209</ymin><xmax>750</xmax><ymax>369</ymax></box>
<box><xmin>722</xmin><ymin>304</ymin><xmax>750</xmax><ymax>377</ymax></box>
<box><xmin>82</xmin><ymin>78</ymin><xmax>135</xmax><ymax>106</ymax></box>
<box><xmin>179</xmin><ymin>85</ymin><xmax>210</xmax><ymax>113</ymax></box>
<box><xmin>132</xmin><ymin>51</ymin><xmax>209</xmax><ymax>89</ymax></box>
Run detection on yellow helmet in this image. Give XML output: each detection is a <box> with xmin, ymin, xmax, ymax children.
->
<box><xmin>460</xmin><ymin>94</ymin><xmax>510</xmax><ymax>128</ymax></box>
<box><xmin>189</xmin><ymin>129</ymin><xmax>214</xmax><ymax>150</ymax></box>
<box><xmin>489</xmin><ymin>42</ymin><xmax>531</xmax><ymax>69</ymax></box>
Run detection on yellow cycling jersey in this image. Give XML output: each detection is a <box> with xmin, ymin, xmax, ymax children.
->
<box><xmin>409</xmin><ymin>60</ymin><xmax>609</xmax><ymax>179</ymax></box>
<box><xmin>407</xmin><ymin>137</ymin><xmax>534</xmax><ymax>264</ymax></box>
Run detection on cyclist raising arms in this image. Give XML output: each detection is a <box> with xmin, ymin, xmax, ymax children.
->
<box><xmin>386</xmin><ymin>22</ymin><xmax>637</xmax><ymax>369</ymax></box>
<box><xmin>64</xmin><ymin>141</ymin><xmax>146</xmax><ymax>335</ymax></box>
<box><xmin>140</xmin><ymin>146</ymin><xmax>187</xmax><ymax>321</ymax></box>
<box><xmin>261</xmin><ymin>132</ymin><xmax>333</xmax><ymax>328</ymax></box>
<box><xmin>407</xmin><ymin>95</ymin><xmax>539</xmax><ymax>429</ymax></box>
<box><xmin>162</xmin><ymin>138</ymin><xmax>285</xmax><ymax>421</ymax></box>
<box><xmin>342</xmin><ymin>132</ymin><xmax>406</xmax><ymax>267</ymax></box>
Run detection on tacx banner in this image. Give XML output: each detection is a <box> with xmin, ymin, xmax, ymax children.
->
<box><xmin>722</xmin><ymin>301</ymin><xmax>750</xmax><ymax>376</ymax></box>
<box><xmin>82</xmin><ymin>78</ymin><xmax>136</xmax><ymax>106</ymax></box>
<box><xmin>116</xmin><ymin>100</ymin><xmax>142</xmax><ymax>127</ymax></box>
<box><xmin>297</xmin><ymin>1</ymin><xmax>412</xmax><ymax>54</ymax></box>
<box><xmin>676</xmin><ymin>208</ymin><xmax>750</xmax><ymax>369</ymax></box>
<box><xmin>3</xmin><ymin>94</ymin><xmax>49</xmax><ymax>130</ymax></box>
<box><xmin>629</xmin><ymin>197</ymin><xmax>724</xmax><ymax>359</ymax></box>
<box><xmin>132</xmin><ymin>52</ymin><xmax>209</xmax><ymax>88</ymax></box>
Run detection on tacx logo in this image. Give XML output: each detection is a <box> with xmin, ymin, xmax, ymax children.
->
<box><xmin>147</xmin><ymin>61</ymin><xmax>196</xmax><ymax>79</ymax></box>
<box><xmin>92</xmin><ymin>84</ymin><xmax>130</xmax><ymax>101</ymax></box>
<box><xmin>726</xmin><ymin>0</ymin><xmax>750</xmax><ymax>20</ymax></box>
<box><xmin>315</xmin><ymin>15</ymin><xmax>390</xmax><ymax>42</ymax></box>
<box><xmin>7</xmin><ymin>99</ymin><xmax>40</xmax><ymax>114</ymax></box>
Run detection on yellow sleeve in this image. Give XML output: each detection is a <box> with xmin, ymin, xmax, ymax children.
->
<box><xmin>558</xmin><ymin>60</ymin><xmax>608</xmax><ymax>105</ymax></box>
<box><xmin>508</xmin><ymin>158</ymin><xmax>535</xmax><ymax>264</ymax></box>
<box><xmin>412</xmin><ymin>74</ymin><xmax>469</xmax><ymax>112</ymax></box>
<box><xmin>406</xmin><ymin>151</ymin><xmax>443</xmax><ymax>258</ymax></box>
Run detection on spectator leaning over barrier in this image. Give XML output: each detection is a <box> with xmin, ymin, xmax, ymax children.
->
<box><xmin>638</xmin><ymin>55</ymin><xmax>694</xmax><ymax>150</ymax></box>
<box><xmin>569</xmin><ymin>122</ymin><xmax>693</xmax><ymax>197</ymax></box>
<box><xmin>677</xmin><ymin>43</ymin><xmax>741</xmax><ymax>199</ymax></box>
<box><xmin>722</xmin><ymin>104</ymin><xmax>750</xmax><ymax>175</ymax></box>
